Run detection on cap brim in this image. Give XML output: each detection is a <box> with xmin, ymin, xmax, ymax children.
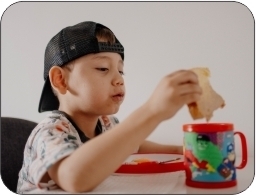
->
<box><xmin>38</xmin><ymin>77</ymin><xmax>59</xmax><ymax>113</ymax></box>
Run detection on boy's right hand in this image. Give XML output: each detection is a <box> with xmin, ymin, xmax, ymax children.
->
<box><xmin>146</xmin><ymin>70</ymin><xmax>202</xmax><ymax>121</ymax></box>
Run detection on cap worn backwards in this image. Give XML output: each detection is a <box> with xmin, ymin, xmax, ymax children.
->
<box><xmin>38</xmin><ymin>21</ymin><xmax>124</xmax><ymax>113</ymax></box>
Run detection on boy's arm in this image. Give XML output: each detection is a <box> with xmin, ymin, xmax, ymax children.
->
<box><xmin>138</xmin><ymin>140</ymin><xmax>183</xmax><ymax>154</ymax></box>
<box><xmin>48</xmin><ymin>104</ymin><xmax>161</xmax><ymax>193</ymax></box>
<box><xmin>47</xmin><ymin>70</ymin><xmax>201</xmax><ymax>193</ymax></box>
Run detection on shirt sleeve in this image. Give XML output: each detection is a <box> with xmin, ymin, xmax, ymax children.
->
<box><xmin>27</xmin><ymin>118</ymin><xmax>81</xmax><ymax>187</ymax></box>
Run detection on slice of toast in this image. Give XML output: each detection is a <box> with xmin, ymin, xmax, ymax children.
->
<box><xmin>187</xmin><ymin>67</ymin><xmax>225</xmax><ymax>122</ymax></box>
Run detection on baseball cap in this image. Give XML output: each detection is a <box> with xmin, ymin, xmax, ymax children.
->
<box><xmin>38</xmin><ymin>21</ymin><xmax>124</xmax><ymax>113</ymax></box>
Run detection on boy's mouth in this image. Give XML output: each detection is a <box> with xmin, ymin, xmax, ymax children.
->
<box><xmin>111</xmin><ymin>93</ymin><xmax>124</xmax><ymax>102</ymax></box>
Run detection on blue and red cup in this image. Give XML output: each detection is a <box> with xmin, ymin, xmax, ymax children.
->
<box><xmin>183</xmin><ymin>123</ymin><xmax>247</xmax><ymax>188</ymax></box>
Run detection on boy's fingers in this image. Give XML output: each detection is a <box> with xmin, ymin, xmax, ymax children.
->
<box><xmin>178</xmin><ymin>83</ymin><xmax>202</xmax><ymax>96</ymax></box>
<box><xmin>169</xmin><ymin>70</ymin><xmax>199</xmax><ymax>85</ymax></box>
<box><xmin>166</xmin><ymin>69</ymin><xmax>187</xmax><ymax>78</ymax></box>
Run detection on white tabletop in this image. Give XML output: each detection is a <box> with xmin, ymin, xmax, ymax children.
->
<box><xmin>25</xmin><ymin>156</ymin><xmax>254</xmax><ymax>194</ymax></box>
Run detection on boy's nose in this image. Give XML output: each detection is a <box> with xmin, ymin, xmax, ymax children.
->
<box><xmin>112</xmin><ymin>73</ymin><xmax>124</xmax><ymax>86</ymax></box>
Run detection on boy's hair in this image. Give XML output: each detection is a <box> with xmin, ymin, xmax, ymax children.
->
<box><xmin>95</xmin><ymin>26</ymin><xmax>116</xmax><ymax>44</ymax></box>
<box><xmin>51</xmin><ymin>27</ymin><xmax>116</xmax><ymax>97</ymax></box>
<box><xmin>38</xmin><ymin>21</ymin><xmax>124</xmax><ymax>113</ymax></box>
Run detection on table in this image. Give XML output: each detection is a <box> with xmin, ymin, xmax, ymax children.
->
<box><xmin>25</xmin><ymin>156</ymin><xmax>254</xmax><ymax>194</ymax></box>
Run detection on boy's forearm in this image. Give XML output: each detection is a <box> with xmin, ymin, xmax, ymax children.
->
<box><xmin>138</xmin><ymin>140</ymin><xmax>183</xmax><ymax>154</ymax></box>
<box><xmin>56</xmin><ymin>103</ymin><xmax>162</xmax><ymax>192</ymax></box>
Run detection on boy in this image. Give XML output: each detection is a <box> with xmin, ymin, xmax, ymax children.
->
<box><xmin>17</xmin><ymin>21</ymin><xmax>202</xmax><ymax>194</ymax></box>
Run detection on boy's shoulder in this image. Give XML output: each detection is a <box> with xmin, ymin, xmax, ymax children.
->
<box><xmin>38</xmin><ymin>111</ymin><xmax>70</xmax><ymax>127</ymax></box>
<box><xmin>31</xmin><ymin>111</ymin><xmax>75</xmax><ymax>138</ymax></box>
<box><xmin>35</xmin><ymin>112</ymin><xmax>120</xmax><ymax>134</ymax></box>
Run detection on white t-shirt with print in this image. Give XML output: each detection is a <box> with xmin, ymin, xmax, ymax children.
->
<box><xmin>17</xmin><ymin>111</ymin><xmax>124</xmax><ymax>194</ymax></box>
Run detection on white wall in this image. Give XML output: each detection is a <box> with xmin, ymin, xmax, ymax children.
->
<box><xmin>2</xmin><ymin>2</ymin><xmax>254</xmax><ymax>157</ymax></box>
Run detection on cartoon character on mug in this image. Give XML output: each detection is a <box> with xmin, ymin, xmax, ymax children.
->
<box><xmin>217</xmin><ymin>143</ymin><xmax>236</xmax><ymax>180</ymax></box>
<box><xmin>184</xmin><ymin>134</ymin><xmax>224</xmax><ymax>179</ymax></box>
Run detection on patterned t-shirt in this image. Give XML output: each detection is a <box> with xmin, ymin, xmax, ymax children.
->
<box><xmin>16</xmin><ymin>110</ymin><xmax>121</xmax><ymax>194</ymax></box>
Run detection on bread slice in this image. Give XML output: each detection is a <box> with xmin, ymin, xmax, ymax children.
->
<box><xmin>187</xmin><ymin>67</ymin><xmax>225</xmax><ymax>122</ymax></box>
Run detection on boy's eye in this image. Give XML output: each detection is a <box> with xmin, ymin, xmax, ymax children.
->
<box><xmin>96</xmin><ymin>68</ymin><xmax>124</xmax><ymax>75</ymax></box>
<box><xmin>96</xmin><ymin>68</ymin><xmax>109</xmax><ymax>72</ymax></box>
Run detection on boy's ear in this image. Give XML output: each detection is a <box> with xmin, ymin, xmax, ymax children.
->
<box><xmin>49</xmin><ymin>66</ymin><xmax>67</xmax><ymax>94</ymax></box>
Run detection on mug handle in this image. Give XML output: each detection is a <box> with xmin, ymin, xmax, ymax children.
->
<box><xmin>234</xmin><ymin>131</ymin><xmax>247</xmax><ymax>169</ymax></box>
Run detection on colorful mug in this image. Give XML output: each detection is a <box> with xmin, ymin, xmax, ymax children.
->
<box><xmin>183</xmin><ymin>123</ymin><xmax>247</xmax><ymax>188</ymax></box>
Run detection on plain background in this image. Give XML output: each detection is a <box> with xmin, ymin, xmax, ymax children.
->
<box><xmin>2</xmin><ymin>2</ymin><xmax>254</xmax><ymax>157</ymax></box>
<box><xmin>1</xmin><ymin>2</ymin><xmax>255</xmax><ymax>195</ymax></box>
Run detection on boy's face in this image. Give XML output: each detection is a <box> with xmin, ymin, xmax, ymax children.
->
<box><xmin>64</xmin><ymin>52</ymin><xmax>125</xmax><ymax>116</ymax></box>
